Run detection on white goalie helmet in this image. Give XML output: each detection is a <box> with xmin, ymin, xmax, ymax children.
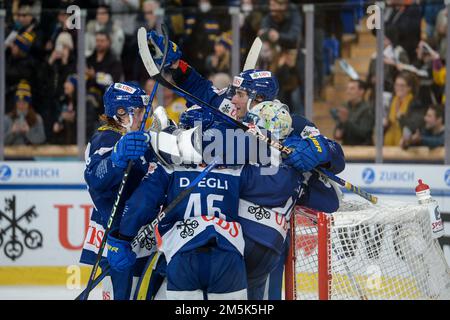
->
<box><xmin>244</xmin><ymin>99</ymin><xmax>293</xmax><ymax>141</ymax></box>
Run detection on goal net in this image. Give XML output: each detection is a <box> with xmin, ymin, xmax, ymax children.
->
<box><xmin>286</xmin><ymin>200</ymin><xmax>450</xmax><ymax>300</ymax></box>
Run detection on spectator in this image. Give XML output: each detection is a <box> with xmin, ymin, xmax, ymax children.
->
<box><xmin>162</xmin><ymin>87</ymin><xmax>187</xmax><ymax>125</ymax></box>
<box><xmin>433</xmin><ymin>7</ymin><xmax>447</xmax><ymax>59</ymax></box>
<box><xmin>258</xmin><ymin>0</ymin><xmax>302</xmax><ymax>112</ymax></box>
<box><xmin>86</xmin><ymin>31</ymin><xmax>123</xmax><ymax>94</ymax></box>
<box><xmin>401</xmin><ymin>104</ymin><xmax>445</xmax><ymax>149</ymax></box>
<box><xmin>205</xmin><ymin>31</ymin><xmax>232</xmax><ymax>77</ymax></box>
<box><xmin>366</xmin><ymin>27</ymin><xmax>409</xmax><ymax>101</ymax></box>
<box><xmin>209</xmin><ymin>72</ymin><xmax>232</xmax><ymax>89</ymax></box>
<box><xmin>85</xmin><ymin>4</ymin><xmax>125</xmax><ymax>58</ymax></box>
<box><xmin>86</xmin><ymin>86</ymin><xmax>104</xmax><ymax>139</ymax></box>
<box><xmin>399</xmin><ymin>40</ymin><xmax>442</xmax><ymax>107</ymax></box>
<box><xmin>5</xmin><ymin>3</ymin><xmax>44</xmax><ymax>60</ymax></box>
<box><xmin>258</xmin><ymin>0</ymin><xmax>302</xmax><ymax>51</ymax></box>
<box><xmin>4</xmin><ymin>80</ymin><xmax>46</xmax><ymax>146</ymax></box>
<box><xmin>384</xmin><ymin>0</ymin><xmax>422</xmax><ymax>63</ymax></box>
<box><xmin>103</xmin><ymin>0</ymin><xmax>140</xmax><ymax>38</ymax></box>
<box><xmin>182</xmin><ymin>0</ymin><xmax>231</xmax><ymax>76</ymax></box>
<box><xmin>51</xmin><ymin>75</ymin><xmax>77</xmax><ymax>145</ymax></box>
<box><xmin>140</xmin><ymin>0</ymin><xmax>161</xmax><ymax>31</ymax></box>
<box><xmin>5</xmin><ymin>31</ymin><xmax>37</xmax><ymax>113</ymax></box>
<box><xmin>46</xmin><ymin>31</ymin><xmax>76</xmax><ymax>100</ymax></box>
<box><xmin>133</xmin><ymin>0</ymin><xmax>162</xmax><ymax>83</ymax></box>
<box><xmin>422</xmin><ymin>0</ymin><xmax>445</xmax><ymax>40</ymax></box>
<box><xmin>239</xmin><ymin>0</ymin><xmax>264</xmax><ymax>63</ymax></box>
<box><xmin>275</xmin><ymin>49</ymin><xmax>301</xmax><ymax>112</ymax></box>
<box><xmin>44</xmin><ymin>4</ymin><xmax>77</xmax><ymax>56</ymax></box>
<box><xmin>384</xmin><ymin>71</ymin><xmax>425</xmax><ymax>146</ymax></box>
<box><xmin>103</xmin><ymin>0</ymin><xmax>140</xmax><ymax>81</ymax></box>
<box><xmin>142</xmin><ymin>78</ymin><xmax>161</xmax><ymax>110</ymax></box>
<box><xmin>333</xmin><ymin>79</ymin><xmax>374</xmax><ymax>145</ymax></box>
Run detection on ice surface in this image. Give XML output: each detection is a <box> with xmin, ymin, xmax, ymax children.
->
<box><xmin>0</xmin><ymin>285</ymin><xmax>103</xmax><ymax>300</ymax></box>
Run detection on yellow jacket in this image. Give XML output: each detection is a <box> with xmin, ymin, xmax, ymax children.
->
<box><xmin>384</xmin><ymin>93</ymin><xmax>413</xmax><ymax>146</ymax></box>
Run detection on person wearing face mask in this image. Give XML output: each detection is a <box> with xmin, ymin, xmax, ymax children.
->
<box><xmin>181</xmin><ymin>0</ymin><xmax>231</xmax><ymax>76</ymax></box>
<box><xmin>80</xmin><ymin>82</ymin><xmax>157</xmax><ymax>300</ymax></box>
<box><xmin>4</xmin><ymin>80</ymin><xmax>46</xmax><ymax>146</ymax></box>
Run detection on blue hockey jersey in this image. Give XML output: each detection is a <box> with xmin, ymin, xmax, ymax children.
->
<box><xmin>118</xmin><ymin>161</ymin><xmax>305</xmax><ymax>264</ymax></box>
<box><xmin>80</xmin><ymin>125</ymin><xmax>157</xmax><ymax>265</ymax></box>
<box><xmin>169</xmin><ymin>61</ymin><xmax>345</xmax><ymax>174</ymax></box>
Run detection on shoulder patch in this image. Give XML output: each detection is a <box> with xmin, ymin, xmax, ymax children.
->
<box><xmin>300</xmin><ymin>125</ymin><xmax>321</xmax><ymax>139</ymax></box>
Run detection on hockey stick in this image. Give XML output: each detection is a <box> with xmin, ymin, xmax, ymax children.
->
<box><xmin>80</xmin><ymin>25</ymin><xmax>170</xmax><ymax>301</ymax></box>
<box><xmin>75</xmin><ymin>265</ymin><xmax>110</xmax><ymax>300</ymax></box>
<box><xmin>243</xmin><ymin>37</ymin><xmax>262</xmax><ymax>71</ymax></box>
<box><xmin>137</xmin><ymin>28</ymin><xmax>378</xmax><ymax>205</ymax></box>
<box><xmin>78</xmin><ymin>157</ymin><xmax>221</xmax><ymax>300</ymax></box>
<box><xmin>76</xmin><ymin>154</ymin><xmax>214</xmax><ymax>301</ymax></box>
<box><xmin>130</xmin><ymin>156</ymin><xmax>221</xmax><ymax>248</ymax></box>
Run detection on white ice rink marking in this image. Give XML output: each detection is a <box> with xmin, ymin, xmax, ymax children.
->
<box><xmin>0</xmin><ymin>286</ymin><xmax>103</xmax><ymax>300</ymax></box>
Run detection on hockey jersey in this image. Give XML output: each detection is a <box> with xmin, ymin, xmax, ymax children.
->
<box><xmin>79</xmin><ymin>125</ymin><xmax>157</xmax><ymax>265</ymax></box>
<box><xmin>118</xmin><ymin>162</ymin><xmax>305</xmax><ymax>264</ymax></box>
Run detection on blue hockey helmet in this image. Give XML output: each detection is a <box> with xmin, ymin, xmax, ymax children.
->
<box><xmin>179</xmin><ymin>105</ymin><xmax>215</xmax><ymax>130</ymax></box>
<box><xmin>227</xmin><ymin>69</ymin><xmax>279</xmax><ymax>103</ymax></box>
<box><xmin>103</xmin><ymin>82</ymin><xmax>149</xmax><ymax>118</ymax></box>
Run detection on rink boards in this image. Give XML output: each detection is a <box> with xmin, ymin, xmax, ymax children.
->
<box><xmin>0</xmin><ymin>161</ymin><xmax>449</xmax><ymax>285</ymax></box>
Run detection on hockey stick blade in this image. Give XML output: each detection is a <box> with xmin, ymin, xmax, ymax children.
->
<box><xmin>75</xmin><ymin>265</ymin><xmax>110</xmax><ymax>300</ymax></box>
<box><xmin>138</xmin><ymin>27</ymin><xmax>160</xmax><ymax>78</ymax></box>
<box><xmin>243</xmin><ymin>37</ymin><xmax>262</xmax><ymax>71</ymax></box>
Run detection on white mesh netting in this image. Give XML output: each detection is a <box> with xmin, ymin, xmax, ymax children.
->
<box><xmin>293</xmin><ymin>200</ymin><xmax>450</xmax><ymax>300</ymax></box>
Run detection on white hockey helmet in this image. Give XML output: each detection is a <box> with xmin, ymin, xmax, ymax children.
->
<box><xmin>244</xmin><ymin>100</ymin><xmax>293</xmax><ymax>141</ymax></box>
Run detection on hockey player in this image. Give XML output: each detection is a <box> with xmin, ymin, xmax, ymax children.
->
<box><xmin>80</xmin><ymin>82</ymin><xmax>156</xmax><ymax>300</ymax></box>
<box><xmin>104</xmin><ymin>101</ymin><xmax>322</xmax><ymax>300</ymax></box>
<box><xmin>126</xmin><ymin>100</ymin><xmax>340</xmax><ymax>300</ymax></box>
<box><xmin>146</xmin><ymin>30</ymin><xmax>344</xmax><ymax>176</ymax></box>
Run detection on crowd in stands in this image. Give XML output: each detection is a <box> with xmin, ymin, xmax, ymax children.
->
<box><xmin>1</xmin><ymin>0</ymin><xmax>447</xmax><ymax>153</ymax></box>
<box><xmin>332</xmin><ymin>0</ymin><xmax>447</xmax><ymax>150</ymax></box>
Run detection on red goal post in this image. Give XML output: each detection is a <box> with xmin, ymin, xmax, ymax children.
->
<box><xmin>285</xmin><ymin>201</ymin><xmax>450</xmax><ymax>300</ymax></box>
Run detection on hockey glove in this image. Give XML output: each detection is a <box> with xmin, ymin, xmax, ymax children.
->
<box><xmin>147</xmin><ymin>30</ymin><xmax>182</xmax><ymax>68</ymax></box>
<box><xmin>106</xmin><ymin>230</ymin><xmax>136</xmax><ymax>272</ymax></box>
<box><xmin>111</xmin><ymin>131</ymin><xmax>150</xmax><ymax>169</ymax></box>
<box><xmin>283</xmin><ymin>134</ymin><xmax>330</xmax><ymax>172</ymax></box>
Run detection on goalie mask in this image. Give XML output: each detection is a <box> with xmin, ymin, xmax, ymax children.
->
<box><xmin>103</xmin><ymin>82</ymin><xmax>150</xmax><ymax>131</ymax></box>
<box><xmin>244</xmin><ymin>100</ymin><xmax>293</xmax><ymax>141</ymax></box>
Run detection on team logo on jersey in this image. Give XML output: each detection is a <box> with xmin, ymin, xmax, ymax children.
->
<box><xmin>248</xmin><ymin>205</ymin><xmax>271</xmax><ymax>220</ymax></box>
<box><xmin>147</xmin><ymin>162</ymin><xmax>158</xmax><ymax>175</ymax></box>
<box><xmin>177</xmin><ymin>219</ymin><xmax>199</xmax><ymax>238</ymax></box>
<box><xmin>0</xmin><ymin>195</ymin><xmax>43</xmax><ymax>261</ymax></box>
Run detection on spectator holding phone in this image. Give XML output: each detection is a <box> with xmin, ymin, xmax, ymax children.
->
<box><xmin>333</xmin><ymin>79</ymin><xmax>374</xmax><ymax>145</ymax></box>
<box><xmin>4</xmin><ymin>80</ymin><xmax>46</xmax><ymax>146</ymax></box>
